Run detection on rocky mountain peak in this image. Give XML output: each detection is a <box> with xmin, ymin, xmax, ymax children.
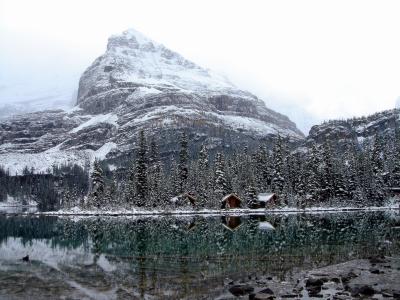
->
<box><xmin>107</xmin><ymin>28</ymin><xmax>155</xmax><ymax>50</ymax></box>
<box><xmin>77</xmin><ymin>28</ymin><xmax>248</xmax><ymax>110</ymax></box>
<box><xmin>0</xmin><ymin>28</ymin><xmax>304</xmax><ymax>175</ymax></box>
<box><xmin>306</xmin><ymin>108</ymin><xmax>400</xmax><ymax>150</ymax></box>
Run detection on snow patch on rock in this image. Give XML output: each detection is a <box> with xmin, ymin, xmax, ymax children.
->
<box><xmin>70</xmin><ymin>113</ymin><xmax>119</xmax><ymax>133</ymax></box>
<box><xmin>0</xmin><ymin>141</ymin><xmax>116</xmax><ymax>175</ymax></box>
<box><xmin>94</xmin><ymin>142</ymin><xmax>117</xmax><ymax>160</ymax></box>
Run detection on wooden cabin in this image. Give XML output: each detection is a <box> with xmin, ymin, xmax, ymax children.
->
<box><xmin>183</xmin><ymin>193</ymin><xmax>196</xmax><ymax>206</ymax></box>
<box><xmin>170</xmin><ymin>193</ymin><xmax>197</xmax><ymax>206</ymax></box>
<box><xmin>253</xmin><ymin>193</ymin><xmax>279</xmax><ymax>208</ymax></box>
<box><xmin>221</xmin><ymin>216</ymin><xmax>242</xmax><ymax>231</ymax></box>
<box><xmin>221</xmin><ymin>193</ymin><xmax>242</xmax><ymax>209</ymax></box>
<box><xmin>387</xmin><ymin>187</ymin><xmax>400</xmax><ymax>197</ymax></box>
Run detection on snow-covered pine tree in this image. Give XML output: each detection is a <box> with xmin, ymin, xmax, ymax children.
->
<box><xmin>169</xmin><ymin>156</ymin><xmax>180</xmax><ymax>199</ymax></box>
<box><xmin>135</xmin><ymin>130</ymin><xmax>148</xmax><ymax>207</ymax></box>
<box><xmin>214</xmin><ymin>152</ymin><xmax>228</xmax><ymax>206</ymax></box>
<box><xmin>284</xmin><ymin>153</ymin><xmax>298</xmax><ymax>196</ymax></box>
<box><xmin>230</xmin><ymin>146</ymin><xmax>252</xmax><ymax>198</ymax></box>
<box><xmin>390</xmin><ymin>130</ymin><xmax>400</xmax><ymax>187</ymax></box>
<box><xmin>229</xmin><ymin>151</ymin><xmax>241</xmax><ymax>196</ymax></box>
<box><xmin>320</xmin><ymin>141</ymin><xmax>335</xmax><ymax>202</ymax></box>
<box><xmin>197</xmin><ymin>144</ymin><xmax>210</xmax><ymax>207</ymax></box>
<box><xmin>371</xmin><ymin>134</ymin><xmax>384</xmax><ymax>176</ymax></box>
<box><xmin>291</xmin><ymin>152</ymin><xmax>307</xmax><ymax>208</ymax></box>
<box><xmin>246</xmin><ymin>178</ymin><xmax>258</xmax><ymax>208</ymax></box>
<box><xmin>370</xmin><ymin>134</ymin><xmax>386</xmax><ymax>205</ymax></box>
<box><xmin>104</xmin><ymin>171</ymin><xmax>118</xmax><ymax>208</ymax></box>
<box><xmin>148</xmin><ymin>137</ymin><xmax>158</xmax><ymax>167</ymax></box>
<box><xmin>148</xmin><ymin>138</ymin><xmax>164</xmax><ymax>208</ymax></box>
<box><xmin>358</xmin><ymin>145</ymin><xmax>374</xmax><ymax>204</ymax></box>
<box><xmin>178</xmin><ymin>132</ymin><xmax>189</xmax><ymax>194</ymax></box>
<box><xmin>291</xmin><ymin>152</ymin><xmax>304</xmax><ymax>194</ymax></box>
<box><xmin>341</xmin><ymin>144</ymin><xmax>358</xmax><ymax>202</ymax></box>
<box><xmin>352</xmin><ymin>186</ymin><xmax>364</xmax><ymax>207</ymax></box>
<box><xmin>125</xmin><ymin>161</ymin><xmax>136</xmax><ymax>204</ymax></box>
<box><xmin>304</xmin><ymin>142</ymin><xmax>321</xmax><ymax>205</ymax></box>
<box><xmin>89</xmin><ymin>160</ymin><xmax>105</xmax><ymax>208</ymax></box>
<box><xmin>254</xmin><ymin>145</ymin><xmax>269</xmax><ymax>191</ymax></box>
<box><xmin>271</xmin><ymin>136</ymin><xmax>285</xmax><ymax>195</ymax></box>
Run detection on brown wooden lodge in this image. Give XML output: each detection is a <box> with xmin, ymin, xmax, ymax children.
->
<box><xmin>254</xmin><ymin>193</ymin><xmax>278</xmax><ymax>208</ymax></box>
<box><xmin>221</xmin><ymin>193</ymin><xmax>242</xmax><ymax>209</ymax></box>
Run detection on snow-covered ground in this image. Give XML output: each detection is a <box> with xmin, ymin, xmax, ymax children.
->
<box><xmin>0</xmin><ymin>195</ymin><xmax>37</xmax><ymax>207</ymax></box>
<box><xmin>0</xmin><ymin>196</ymin><xmax>38</xmax><ymax>213</ymax></box>
<box><xmin>12</xmin><ymin>203</ymin><xmax>398</xmax><ymax>217</ymax></box>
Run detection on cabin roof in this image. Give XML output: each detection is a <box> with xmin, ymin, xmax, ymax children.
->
<box><xmin>221</xmin><ymin>193</ymin><xmax>241</xmax><ymax>202</ymax></box>
<box><xmin>183</xmin><ymin>193</ymin><xmax>197</xmax><ymax>201</ymax></box>
<box><xmin>257</xmin><ymin>193</ymin><xmax>276</xmax><ymax>202</ymax></box>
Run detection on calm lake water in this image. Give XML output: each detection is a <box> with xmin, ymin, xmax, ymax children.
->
<box><xmin>0</xmin><ymin>211</ymin><xmax>399</xmax><ymax>299</ymax></box>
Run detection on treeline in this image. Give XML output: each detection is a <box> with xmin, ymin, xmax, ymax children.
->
<box><xmin>1</xmin><ymin>130</ymin><xmax>398</xmax><ymax>211</ymax></box>
<box><xmin>85</xmin><ymin>130</ymin><xmax>400</xmax><ymax>210</ymax></box>
<box><xmin>0</xmin><ymin>164</ymin><xmax>89</xmax><ymax>211</ymax></box>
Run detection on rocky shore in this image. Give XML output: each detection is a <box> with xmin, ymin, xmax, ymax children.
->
<box><xmin>220</xmin><ymin>256</ymin><xmax>400</xmax><ymax>299</ymax></box>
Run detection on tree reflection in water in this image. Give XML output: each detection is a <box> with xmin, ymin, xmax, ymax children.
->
<box><xmin>0</xmin><ymin>211</ymin><xmax>399</xmax><ymax>299</ymax></box>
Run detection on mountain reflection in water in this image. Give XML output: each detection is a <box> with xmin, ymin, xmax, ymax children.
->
<box><xmin>0</xmin><ymin>211</ymin><xmax>399</xmax><ymax>299</ymax></box>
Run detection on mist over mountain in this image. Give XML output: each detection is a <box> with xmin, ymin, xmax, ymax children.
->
<box><xmin>0</xmin><ymin>28</ymin><xmax>303</xmax><ymax>175</ymax></box>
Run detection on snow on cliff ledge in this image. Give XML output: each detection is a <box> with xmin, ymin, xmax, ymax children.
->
<box><xmin>0</xmin><ymin>142</ymin><xmax>117</xmax><ymax>175</ymax></box>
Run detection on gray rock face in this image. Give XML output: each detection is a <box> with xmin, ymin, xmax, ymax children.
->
<box><xmin>306</xmin><ymin>109</ymin><xmax>400</xmax><ymax>149</ymax></box>
<box><xmin>76</xmin><ymin>29</ymin><xmax>303</xmax><ymax>147</ymax></box>
<box><xmin>0</xmin><ymin>28</ymin><xmax>304</xmax><ymax>174</ymax></box>
<box><xmin>0</xmin><ymin>110</ymin><xmax>79</xmax><ymax>154</ymax></box>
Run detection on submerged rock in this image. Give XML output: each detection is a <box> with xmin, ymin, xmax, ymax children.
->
<box><xmin>229</xmin><ymin>284</ymin><xmax>254</xmax><ymax>296</ymax></box>
<box><xmin>305</xmin><ymin>277</ymin><xmax>324</xmax><ymax>296</ymax></box>
<box><xmin>349</xmin><ymin>285</ymin><xmax>375</xmax><ymax>297</ymax></box>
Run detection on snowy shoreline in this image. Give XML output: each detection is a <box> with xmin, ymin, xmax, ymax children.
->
<box><xmin>1</xmin><ymin>205</ymin><xmax>397</xmax><ymax>217</ymax></box>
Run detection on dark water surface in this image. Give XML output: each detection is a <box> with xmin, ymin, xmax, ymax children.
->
<box><xmin>0</xmin><ymin>211</ymin><xmax>399</xmax><ymax>299</ymax></box>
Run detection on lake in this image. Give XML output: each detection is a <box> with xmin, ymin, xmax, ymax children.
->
<box><xmin>0</xmin><ymin>211</ymin><xmax>399</xmax><ymax>299</ymax></box>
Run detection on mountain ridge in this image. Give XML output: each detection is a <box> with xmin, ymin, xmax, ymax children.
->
<box><xmin>306</xmin><ymin>108</ymin><xmax>400</xmax><ymax>149</ymax></box>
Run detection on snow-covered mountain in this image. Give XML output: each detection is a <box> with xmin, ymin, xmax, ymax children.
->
<box><xmin>306</xmin><ymin>108</ymin><xmax>400</xmax><ymax>149</ymax></box>
<box><xmin>0</xmin><ymin>29</ymin><xmax>303</xmax><ymax>174</ymax></box>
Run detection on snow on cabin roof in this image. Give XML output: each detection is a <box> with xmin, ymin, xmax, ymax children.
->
<box><xmin>258</xmin><ymin>221</ymin><xmax>275</xmax><ymax>231</ymax></box>
<box><xmin>257</xmin><ymin>193</ymin><xmax>276</xmax><ymax>202</ymax></box>
<box><xmin>221</xmin><ymin>193</ymin><xmax>241</xmax><ymax>202</ymax></box>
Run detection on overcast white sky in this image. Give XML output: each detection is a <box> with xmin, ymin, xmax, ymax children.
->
<box><xmin>1</xmin><ymin>0</ymin><xmax>400</xmax><ymax>133</ymax></box>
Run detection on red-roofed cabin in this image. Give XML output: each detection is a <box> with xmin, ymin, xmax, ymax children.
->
<box><xmin>221</xmin><ymin>194</ymin><xmax>242</xmax><ymax>209</ymax></box>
